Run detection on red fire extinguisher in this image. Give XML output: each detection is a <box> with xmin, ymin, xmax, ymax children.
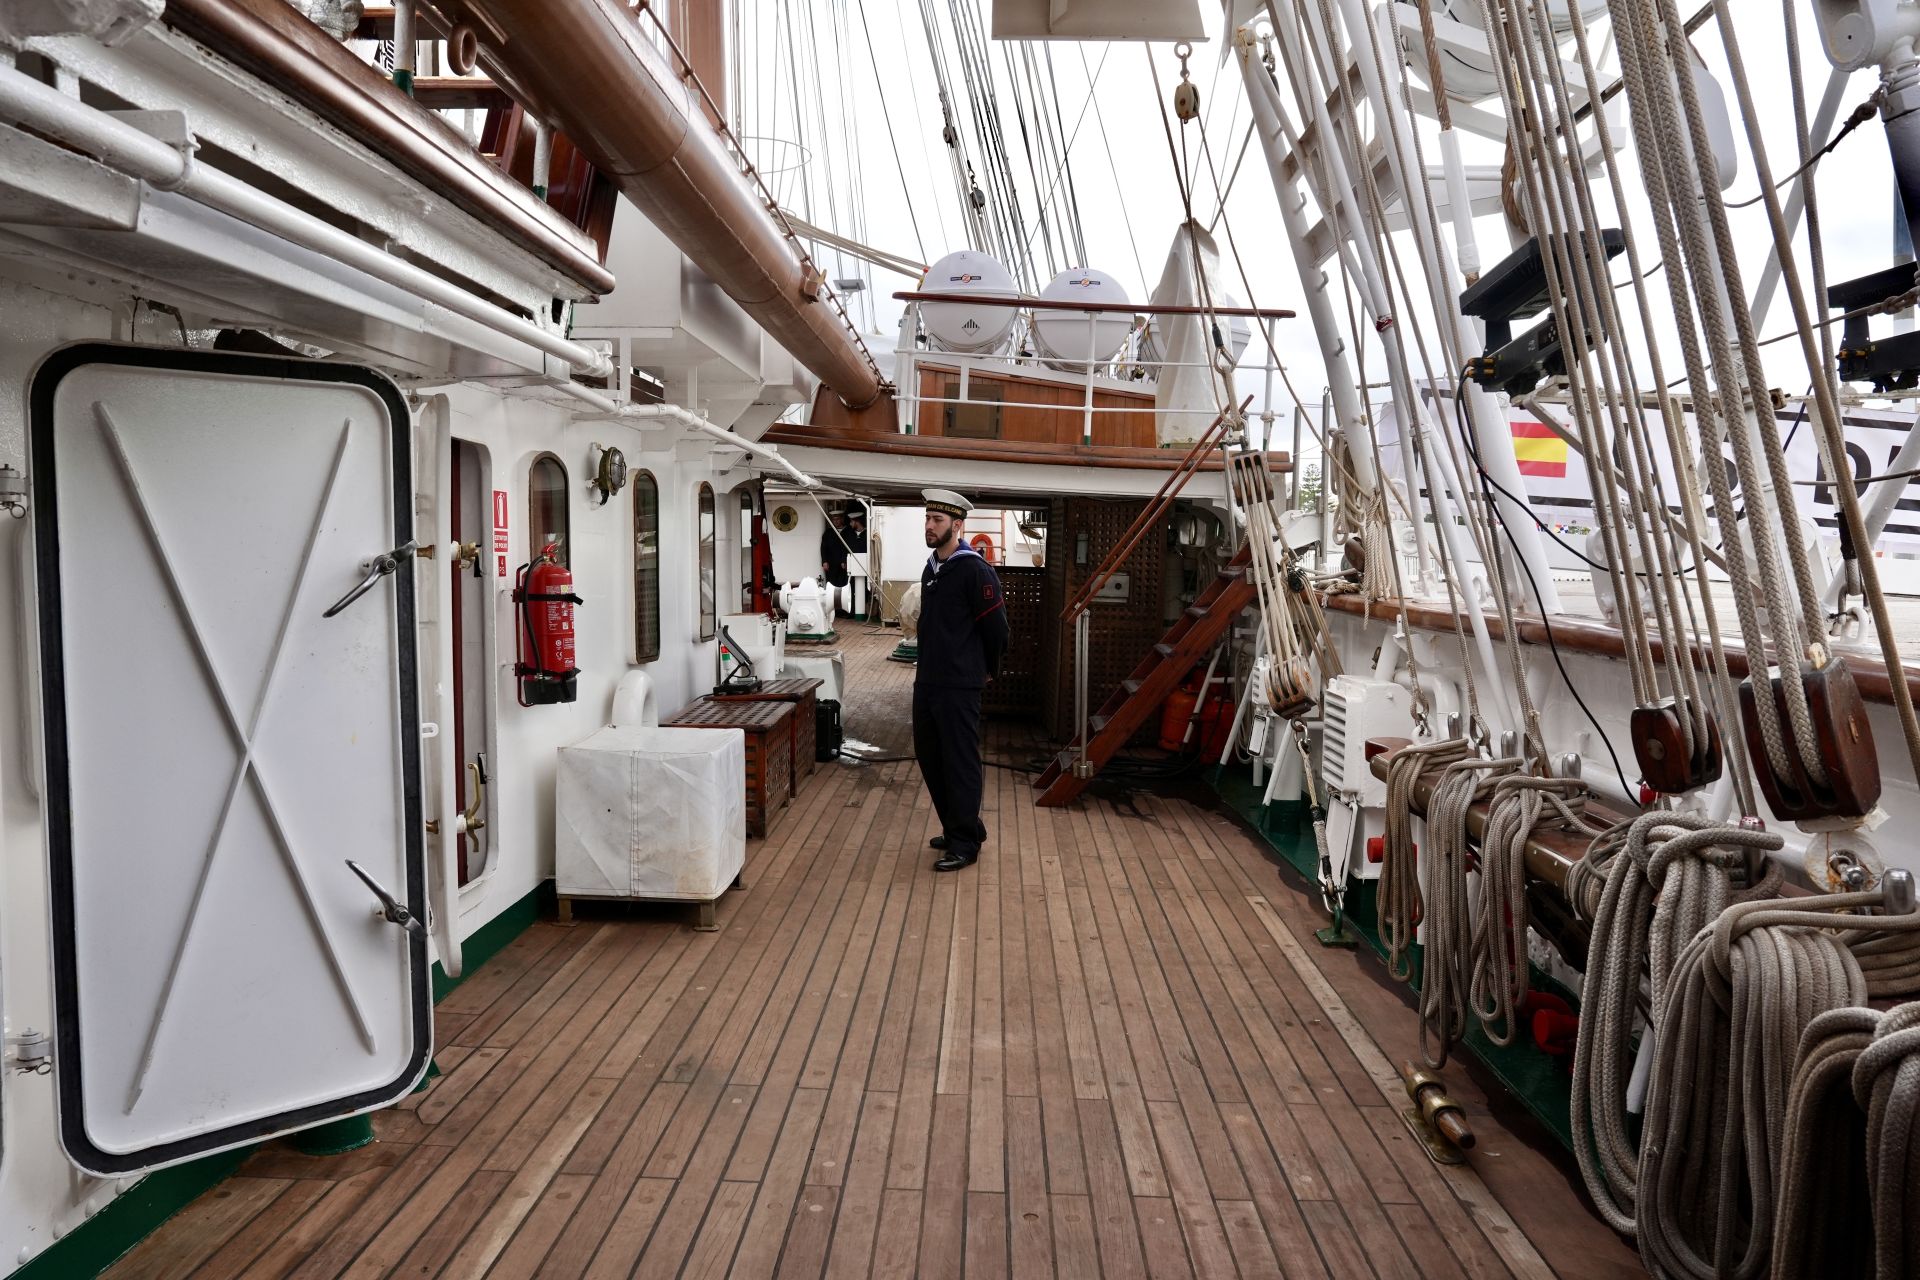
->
<box><xmin>513</xmin><ymin>541</ymin><xmax>582</xmax><ymax>706</ymax></box>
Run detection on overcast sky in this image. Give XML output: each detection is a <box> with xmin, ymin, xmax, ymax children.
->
<box><xmin>731</xmin><ymin>3</ymin><xmax>1900</xmax><ymax>463</ymax></box>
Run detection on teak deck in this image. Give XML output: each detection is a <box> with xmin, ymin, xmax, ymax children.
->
<box><xmin>106</xmin><ymin>629</ymin><xmax>1640</xmax><ymax>1279</ymax></box>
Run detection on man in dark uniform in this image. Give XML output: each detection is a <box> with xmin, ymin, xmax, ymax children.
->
<box><xmin>913</xmin><ymin>489</ymin><xmax>1010</xmax><ymax>872</ymax></box>
<box><xmin>844</xmin><ymin>509</ymin><xmax>869</xmax><ymax>618</ymax></box>
<box><xmin>819</xmin><ymin>508</ymin><xmax>850</xmax><ymax>618</ymax></box>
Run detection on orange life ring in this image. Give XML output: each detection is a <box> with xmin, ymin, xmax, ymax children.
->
<box><xmin>969</xmin><ymin>533</ymin><xmax>997</xmax><ymax>563</ymax></box>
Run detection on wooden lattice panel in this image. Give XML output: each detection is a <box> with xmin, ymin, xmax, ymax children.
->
<box><xmin>984</xmin><ymin>566</ymin><xmax>1045</xmax><ymax>718</ymax></box>
<box><xmin>1042</xmin><ymin>497</ymin><xmax>1168</xmax><ymax>742</ymax></box>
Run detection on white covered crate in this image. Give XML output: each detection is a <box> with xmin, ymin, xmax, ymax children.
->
<box><xmin>556</xmin><ymin>726</ymin><xmax>746</xmax><ymax>902</ymax></box>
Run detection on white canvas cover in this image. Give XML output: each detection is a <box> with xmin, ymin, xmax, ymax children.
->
<box><xmin>782</xmin><ymin>650</ymin><xmax>845</xmax><ymax>703</ymax></box>
<box><xmin>1146</xmin><ymin>221</ymin><xmax>1246</xmax><ymax>445</ymax></box>
<box><xmin>556</xmin><ymin>726</ymin><xmax>746</xmax><ymax>901</ymax></box>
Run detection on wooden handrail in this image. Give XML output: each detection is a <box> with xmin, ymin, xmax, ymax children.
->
<box><xmin>1063</xmin><ymin>396</ymin><xmax>1251</xmax><ymax>622</ymax></box>
<box><xmin>897</xmin><ymin>291</ymin><xmax>1295</xmax><ymax>319</ymax></box>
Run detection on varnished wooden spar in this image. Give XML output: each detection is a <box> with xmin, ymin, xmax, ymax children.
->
<box><xmin>1325</xmin><ymin>592</ymin><xmax>1920</xmax><ymax>710</ymax></box>
<box><xmin>1365</xmin><ymin>737</ymin><xmax>1630</xmax><ymax>910</ymax></box>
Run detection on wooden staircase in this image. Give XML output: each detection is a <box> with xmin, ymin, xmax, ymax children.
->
<box><xmin>1034</xmin><ymin>541</ymin><xmax>1256</xmax><ymax>807</ymax></box>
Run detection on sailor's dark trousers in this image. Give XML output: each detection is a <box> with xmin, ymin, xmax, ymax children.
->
<box><xmin>912</xmin><ymin>682</ymin><xmax>987</xmax><ymax>855</ymax></box>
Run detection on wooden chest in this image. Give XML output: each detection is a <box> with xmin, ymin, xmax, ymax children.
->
<box><xmin>664</xmin><ymin>698</ymin><xmax>795</xmax><ymax>837</ymax></box>
<box><xmin>709</xmin><ymin>677</ymin><xmax>824</xmax><ymax>791</ymax></box>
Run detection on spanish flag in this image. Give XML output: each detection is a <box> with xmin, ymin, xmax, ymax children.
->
<box><xmin>1511</xmin><ymin>419</ymin><xmax>1569</xmax><ymax>477</ymax></box>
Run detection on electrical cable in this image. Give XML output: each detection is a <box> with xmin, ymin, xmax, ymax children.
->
<box><xmin>1450</xmin><ymin>389</ymin><xmax>1635</xmax><ymax>796</ymax></box>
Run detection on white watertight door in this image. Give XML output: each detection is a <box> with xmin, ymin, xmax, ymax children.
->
<box><xmin>31</xmin><ymin>345</ymin><xmax>431</xmax><ymax>1176</ymax></box>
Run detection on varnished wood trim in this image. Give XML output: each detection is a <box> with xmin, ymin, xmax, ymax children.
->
<box><xmin>763</xmin><ymin>425</ymin><xmax>1292</xmax><ymax>474</ymax></box>
<box><xmin>1323</xmin><ymin>593</ymin><xmax>1920</xmax><ymax>708</ymax></box>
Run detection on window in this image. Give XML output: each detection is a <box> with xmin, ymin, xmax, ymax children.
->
<box><xmin>528</xmin><ymin>454</ymin><xmax>569</xmax><ymax>565</ymax></box>
<box><xmin>942</xmin><ymin>377</ymin><xmax>1003</xmax><ymax>439</ymax></box>
<box><xmin>633</xmin><ymin>471</ymin><xmax>660</xmax><ymax>662</ymax></box>
<box><xmin>696</xmin><ymin>483</ymin><xmax>716</xmax><ymax>640</ymax></box>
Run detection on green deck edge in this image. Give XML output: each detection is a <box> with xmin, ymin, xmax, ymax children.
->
<box><xmin>15</xmin><ymin>879</ymin><xmax>555</xmax><ymax>1280</ymax></box>
<box><xmin>1210</xmin><ymin>768</ymin><xmax>1577</xmax><ymax>1152</ymax></box>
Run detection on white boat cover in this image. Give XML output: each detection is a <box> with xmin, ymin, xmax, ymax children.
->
<box><xmin>556</xmin><ymin>726</ymin><xmax>746</xmax><ymax>901</ymax></box>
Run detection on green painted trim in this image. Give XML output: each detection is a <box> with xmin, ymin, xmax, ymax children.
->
<box><xmin>288</xmin><ymin>1115</ymin><xmax>374</xmax><ymax>1157</ymax></box>
<box><xmin>10</xmin><ymin>1148</ymin><xmax>251</xmax><ymax>1280</ymax></box>
<box><xmin>1211</xmin><ymin>769</ymin><xmax>1578</xmax><ymax>1151</ymax></box>
<box><xmin>20</xmin><ymin>880</ymin><xmax>554</xmax><ymax>1278</ymax></box>
<box><xmin>431</xmin><ymin>879</ymin><xmax>554</xmax><ymax>1002</ymax></box>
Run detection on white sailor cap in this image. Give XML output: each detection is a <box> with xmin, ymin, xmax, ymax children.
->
<box><xmin>922</xmin><ymin>488</ymin><xmax>973</xmax><ymax>518</ymax></box>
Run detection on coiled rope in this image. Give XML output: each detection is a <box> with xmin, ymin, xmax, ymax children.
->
<box><xmin>1419</xmin><ymin>754</ymin><xmax>1522</xmax><ymax>1067</ymax></box>
<box><xmin>1381</xmin><ymin>739</ymin><xmax>1473</xmax><ymax>982</ymax></box>
<box><xmin>1768</xmin><ymin>1003</ymin><xmax>1920</xmax><ymax>1279</ymax></box>
<box><xmin>1637</xmin><ymin>892</ymin><xmax>1920</xmax><ymax>1278</ymax></box>
<box><xmin>1567</xmin><ymin>815</ymin><xmax>1784</xmax><ymax>1236</ymax></box>
<box><xmin>1470</xmin><ymin>776</ymin><xmax>1604</xmax><ymax>1047</ymax></box>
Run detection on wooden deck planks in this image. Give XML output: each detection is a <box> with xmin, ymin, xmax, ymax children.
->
<box><xmin>108</xmin><ymin>627</ymin><xmax>1642</xmax><ymax>1280</ymax></box>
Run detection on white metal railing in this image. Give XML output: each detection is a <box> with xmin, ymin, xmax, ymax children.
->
<box><xmin>892</xmin><ymin>293</ymin><xmax>1291</xmax><ymax>446</ymax></box>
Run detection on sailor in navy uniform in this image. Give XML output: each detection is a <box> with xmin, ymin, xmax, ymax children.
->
<box><xmin>913</xmin><ymin>489</ymin><xmax>1010</xmax><ymax>871</ymax></box>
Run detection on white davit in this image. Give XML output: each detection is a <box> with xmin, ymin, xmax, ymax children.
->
<box><xmin>919</xmin><ymin>250</ymin><xmax>1018</xmax><ymax>353</ymax></box>
<box><xmin>1031</xmin><ymin>266</ymin><xmax>1133</xmax><ymax>371</ymax></box>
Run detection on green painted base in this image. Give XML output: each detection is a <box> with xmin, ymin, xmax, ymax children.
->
<box><xmin>1313</xmin><ymin>919</ymin><xmax>1360</xmax><ymax>948</ymax></box>
<box><xmin>409</xmin><ymin>1057</ymin><xmax>444</xmax><ymax>1096</ymax></box>
<box><xmin>11</xmin><ymin>1148</ymin><xmax>251</xmax><ymax>1280</ymax></box>
<box><xmin>887</xmin><ymin>642</ymin><xmax>919</xmax><ymax>664</ymax></box>
<box><xmin>1212</xmin><ymin>768</ymin><xmax>1578</xmax><ymax>1153</ymax></box>
<box><xmin>289</xmin><ymin>1115</ymin><xmax>374</xmax><ymax>1157</ymax></box>
<box><xmin>23</xmin><ymin>879</ymin><xmax>554</xmax><ymax>1278</ymax></box>
<box><xmin>787</xmin><ymin>630</ymin><xmax>839</xmax><ymax>645</ymax></box>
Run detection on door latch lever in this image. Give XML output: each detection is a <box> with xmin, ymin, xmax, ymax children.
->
<box><xmin>323</xmin><ymin>540</ymin><xmax>419</xmax><ymax>618</ymax></box>
<box><xmin>345</xmin><ymin>859</ymin><xmax>425</xmax><ymax>936</ymax></box>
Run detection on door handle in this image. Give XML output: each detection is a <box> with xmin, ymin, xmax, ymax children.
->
<box><xmin>461</xmin><ymin>759</ymin><xmax>486</xmax><ymax>833</ymax></box>
<box><xmin>323</xmin><ymin>540</ymin><xmax>418</xmax><ymax>618</ymax></box>
<box><xmin>345</xmin><ymin>859</ymin><xmax>425</xmax><ymax>935</ymax></box>
<box><xmin>426</xmin><ymin>755</ymin><xmax>488</xmax><ymax>837</ymax></box>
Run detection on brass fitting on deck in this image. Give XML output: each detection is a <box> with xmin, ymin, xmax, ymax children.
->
<box><xmin>1400</xmin><ymin>1063</ymin><xmax>1475</xmax><ymax>1163</ymax></box>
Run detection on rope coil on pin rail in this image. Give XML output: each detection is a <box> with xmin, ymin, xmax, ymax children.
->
<box><xmin>1566</xmin><ymin>813</ymin><xmax>1786</xmax><ymax>1236</ymax></box>
<box><xmin>1636</xmin><ymin>880</ymin><xmax>1920</xmax><ymax>1279</ymax></box>
<box><xmin>1771</xmin><ymin>994</ymin><xmax>1920</xmax><ymax>1279</ymax></box>
<box><xmin>1380</xmin><ymin>739</ymin><xmax>1474</xmax><ymax>983</ymax></box>
<box><xmin>1417</xmin><ymin>753</ymin><xmax>1524</xmax><ymax>1068</ymax></box>
<box><xmin>1468</xmin><ymin>775</ymin><xmax>1605</xmax><ymax>1047</ymax></box>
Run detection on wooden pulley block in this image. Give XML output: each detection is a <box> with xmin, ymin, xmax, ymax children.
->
<box><xmin>1630</xmin><ymin>697</ymin><xmax>1723</xmax><ymax>794</ymax></box>
<box><xmin>1738</xmin><ymin>663</ymin><xmax>1881</xmax><ymax>821</ymax></box>
<box><xmin>1267</xmin><ymin>656</ymin><xmax>1315</xmax><ymax>720</ymax></box>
